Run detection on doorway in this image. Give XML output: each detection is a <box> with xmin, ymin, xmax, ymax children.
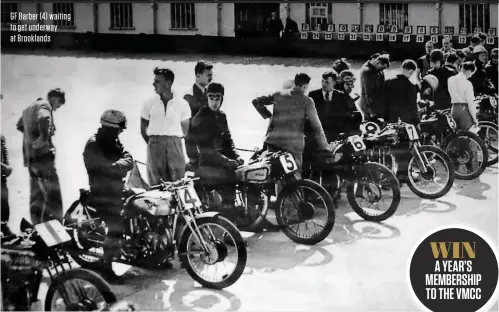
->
<box><xmin>234</xmin><ymin>3</ymin><xmax>282</xmax><ymax>38</ymax></box>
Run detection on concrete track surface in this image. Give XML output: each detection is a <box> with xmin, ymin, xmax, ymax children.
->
<box><xmin>1</xmin><ymin>52</ymin><xmax>498</xmax><ymax>311</ymax></box>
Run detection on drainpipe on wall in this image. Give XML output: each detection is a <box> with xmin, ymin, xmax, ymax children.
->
<box><xmin>358</xmin><ymin>2</ymin><xmax>364</xmax><ymax>29</ymax></box>
<box><xmin>93</xmin><ymin>0</ymin><xmax>98</xmax><ymax>33</ymax></box>
<box><xmin>217</xmin><ymin>2</ymin><xmax>222</xmax><ymax>37</ymax></box>
<box><xmin>287</xmin><ymin>2</ymin><xmax>291</xmax><ymax>19</ymax></box>
<box><xmin>437</xmin><ymin>2</ymin><xmax>443</xmax><ymax>35</ymax></box>
<box><xmin>152</xmin><ymin>1</ymin><xmax>158</xmax><ymax>35</ymax></box>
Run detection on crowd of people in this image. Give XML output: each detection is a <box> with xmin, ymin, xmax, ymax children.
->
<box><xmin>1</xmin><ymin>33</ymin><xmax>497</xmax><ymax>282</ymax></box>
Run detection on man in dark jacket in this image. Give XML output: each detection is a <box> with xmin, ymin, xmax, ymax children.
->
<box><xmin>184</xmin><ymin>61</ymin><xmax>213</xmax><ymax>164</ymax></box>
<box><xmin>444</xmin><ymin>52</ymin><xmax>460</xmax><ymax>75</ymax></box>
<box><xmin>267</xmin><ymin>12</ymin><xmax>284</xmax><ymax>38</ymax></box>
<box><xmin>16</xmin><ymin>89</ymin><xmax>66</xmax><ymax>225</ymax></box>
<box><xmin>469</xmin><ymin>45</ymin><xmax>497</xmax><ymax>96</ymax></box>
<box><xmin>283</xmin><ymin>17</ymin><xmax>299</xmax><ymax>35</ymax></box>
<box><xmin>384</xmin><ymin>60</ymin><xmax>420</xmax><ymax>126</ymax></box>
<box><xmin>83</xmin><ymin>109</ymin><xmax>133</xmax><ymax>282</ymax></box>
<box><xmin>1</xmin><ymin>134</ymin><xmax>13</xmax><ymax>236</ymax></box>
<box><xmin>464</xmin><ymin>35</ymin><xmax>482</xmax><ymax>62</ymax></box>
<box><xmin>359</xmin><ymin>54</ymin><xmax>390</xmax><ymax>120</ymax></box>
<box><xmin>428</xmin><ymin>49</ymin><xmax>456</xmax><ymax>110</ymax></box>
<box><xmin>416</xmin><ymin>41</ymin><xmax>435</xmax><ymax>80</ymax></box>
<box><xmin>485</xmin><ymin>48</ymin><xmax>498</xmax><ymax>92</ymax></box>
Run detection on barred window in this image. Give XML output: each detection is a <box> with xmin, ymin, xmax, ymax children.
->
<box><xmin>171</xmin><ymin>3</ymin><xmax>196</xmax><ymax>30</ymax></box>
<box><xmin>379</xmin><ymin>3</ymin><xmax>408</xmax><ymax>32</ymax></box>
<box><xmin>459</xmin><ymin>4</ymin><xmax>490</xmax><ymax>34</ymax></box>
<box><xmin>1</xmin><ymin>3</ymin><xmax>19</xmax><ymax>25</ymax></box>
<box><xmin>305</xmin><ymin>3</ymin><xmax>332</xmax><ymax>31</ymax></box>
<box><xmin>110</xmin><ymin>3</ymin><xmax>134</xmax><ymax>29</ymax></box>
<box><xmin>52</xmin><ymin>3</ymin><xmax>74</xmax><ymax>28</ymax></box>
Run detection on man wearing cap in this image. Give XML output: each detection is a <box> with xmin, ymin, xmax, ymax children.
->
<box><xmin>428</xmin><ymin>49</ymin><xmax>457</xmax><ymax>110</ymax></box>
<box><xmin>415</xmin><ymin>41</ymin><xmax>435</xmax><ymax>80</ymax></box>
<box><xmin>358</xmin><ymin>54</ymin><xmax>390</xmax><ymax>120</ymax></box>
<box><xmin>469</xmin><ymin>45</ymin><xmax>496</xmax><ymax>96</ymax></box>
<box><xmin>16</xmin><ymin>88</ymin><xmax>65</xmax><ymax>225</ymax></box>
<box><xmin>83</xmin><ymin>109</ymin><xmax>133</xmax><ymax>283</ymax></box>
<box><xmin>485</xmin><ymin>48</ymin><xmax>498</xmax><ymax>92</ymax></box>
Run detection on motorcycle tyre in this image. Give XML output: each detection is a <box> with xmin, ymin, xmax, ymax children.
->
<box><xmin>275</xmin><ymin>179</ymin><xmax>335</xmax><ymax>245</ymax></box>
<box><xmin>478</xmin><ymin>121</ymin><xmax>498</xmax><ymax>166</ymax></box>
<box><xmin>346</xmin><ymin>162</ymin><xmax>401</xmax><ymax>222</ymax></box>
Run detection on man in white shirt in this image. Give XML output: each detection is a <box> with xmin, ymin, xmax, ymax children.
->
<box><xmin>448</xmin><ymin>61</ymin><xmax>478</xmax><ymax>131</ymax></box>
<box><xmin>141</xmin><ymin>68</ymin><xmax>191</xmax><ymax>185</ymax></box>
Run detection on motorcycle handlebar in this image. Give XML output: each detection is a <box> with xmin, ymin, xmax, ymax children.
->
<box><xmin>149</xmin><ymin>177</ymin><xmax>200</xmax><ymax>191</ymax></box>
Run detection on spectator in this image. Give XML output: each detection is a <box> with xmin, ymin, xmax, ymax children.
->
<box><xmin>441</xmin><ymin>37</ymin><xmax>456</xmax><ymax>54</ymax></box>
<box><xmin>469</xmin><ymin>45</ymin><xmax>496</xmax><ymax>96</ymax></box>
<box><xmin>332</xmin><ymin>58</ymin><xmax>352</xmax><ymax>83</ymax></box>
<box><xmin>266</xmin><ymin>12</ymin><xmax>283</xmax><ymax>38</ymax></box>
<box><xmin>16</xmin><ymin>89</ymin><xmax>65</xmax><ymax>225</ymax></box>
<box><xmin>141</xmin><ymin>67</ymin><xmax>191</xmax><ymax>185</ymax></box>
<box><xmin>456</xmin><ymin>49</ymin><xmax>467</xmax><ymax>70</ymax></box>
<box><xmin>184</xmin><ymin>61</ymin><xmax>213</xmax><ymax>164</ymax></box>
<box><xmin>283</xmin><ymin>17</ymin><xmax>299</xmax><ymax>36</ymax></box>
<box><xmin>83</xmin><ymin>109</ymin><xmax>134</xmax><ymax>283</ymax></box>
<box><xmin>485</xmin><ymin>48</ymin><xmax>498</xmax><ymax>92</ymax></box>
<box><xmin>464</xmin><ymin>35</ymin><xmax>482</xmax><ymax>62</ymax></box>
<box><xmin>358</xmin><ymin>54</ymin><xmax>390</xmax><ymax>120</ymax></box>
<box><xmin>427</xmin><ymin>49</ymin><xmax>456</xmax><ymax>109</ymax></box>
<box><xmin>1</xmin><ymin>134</ymin><xmax>13</xmax><ymax>236</ymax></box>
<box><xmin>445</xmin><ymin>52</ymin><xmax>460</xmax><ymax>74</ymax></box>
<box><xmin>415</xmin><ymin>41</ymin><xmax>435</xmax><ymax>80</ymax></box>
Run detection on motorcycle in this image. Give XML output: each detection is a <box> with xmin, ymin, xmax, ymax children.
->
<box><xmin>475</xmin><ymin>94</ymin><xmax>498</xmax><ymax>166</ymax></box>
<box><xmin>418</xmin><ymin>102</ymin><xmax>489</xmax><ymax>180</ymax></box>
<box><xmin>194</xmin><ymin>148</ymin><xmax>336</xmax><ymax>245</ymax></box>
<box><xmin>63</xmin><ymin>176</ymin><xmax>247</xmax><ymax>290</ymax></box>
<box><xmin>1</xmin><ymin>219</ymin><xmax>117</xmax><ymax>311</ymax></box>
<box><xmin>303</xmin><ymin>132</ymin><xmax>401</xmax><ymax>222</ymax></box>
<box><xmin>361</xmin><ymin>120</ymin><xmax>455</xmax><ymax>199</ymax></box>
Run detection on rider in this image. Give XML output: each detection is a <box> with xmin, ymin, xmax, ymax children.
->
<box><xmin>332</xmin><ymin>58</ymin><xmax>351</xmax><ymax>83</ymax></box>
<box><xmin>485</xmin><ymin>48</ymin><xmax>498</xmax><ymax>92</ymax></box>
<box><xmin>427</xmin><ymin>49</ymin><xmax>456</xmax><ymax>110</ymax></box>
<box><xmin>469</xmin><ymin>45</ymin><xmax>497</xmax><ymax>96</ymax></box>
<box><xmin>83</xmin><ymin>109</ymin><xmax>133</xmax><ymax>283</ymax></box>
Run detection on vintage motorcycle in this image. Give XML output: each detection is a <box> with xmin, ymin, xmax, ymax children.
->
<box><xmin>476</xmin><ymin>94</ymin><xmax>498</xmax><ymax>166</ymax></box>
<box><xmin>63</xmin><ymin>176</ymin><xmax>247</xmax><ymax>290</ymax></box>
<box><xmin>303</xmin><ymin>133</ymin><xmax>401</xmax><ymax>222</ymax></box>
<box><xmin>361</xmin><ymin>120</ymin><xmax>455</xmax><ymax>199</ymax></box>
<box><xmin>1</xmin><ymin>219</ymin><xmax>117</xmax><ymax>311</ymax></box>
<box><xmin>418</xmin><ymin>102</ymin><xmax>489</xmax><ymax>180</ymax></box>
<box><xmin>193</xmin><ymin>148</ymin><xmax>336</xmax><ymax>245</ymax></box>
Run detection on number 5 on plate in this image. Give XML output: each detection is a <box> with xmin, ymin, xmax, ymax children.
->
<box><xmin>279</xmin><ymin>153</ymin><xmax>298</xmax><ymax>174</ymax></box>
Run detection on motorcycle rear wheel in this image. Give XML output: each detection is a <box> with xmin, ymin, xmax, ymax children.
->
<box><xmin>275</xmin><ymin>179</ymin><xmax>335</xmax><ymax>245</ymax></box>
<box><xmin>478</xmin><ymin>121</ymin><xmax>498</xmax><ymax>166</ymax></box>
<box><xmin>406</xmin><ymin>145</ymin><xmax>455</xmax><ymax>199</ymax></box>
<box><xmin>45</xmin><ymin>267</ymin><xmax>117</xmax><ymax>311</ymax></box>
<box><xmin>346</xmin><ymin>162</ymin><xmax>401</xmax><ymax>222</ymax></box>
<box><xmin>442</xmin><ymin>131</ymin><xmax>489</xmax><ymax>180</ymax></box>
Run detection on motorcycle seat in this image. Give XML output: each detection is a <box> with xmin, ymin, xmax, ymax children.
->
<box><xmin>129</xmin><ymin>187</ymin><xmax>147</xmax><ymax>195</ymax></box>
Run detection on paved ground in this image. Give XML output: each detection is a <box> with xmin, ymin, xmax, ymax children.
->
<box><xmin>2</xmin><ymin>52</ymin><xmax>498</xmax><ymax>311</ymax></box>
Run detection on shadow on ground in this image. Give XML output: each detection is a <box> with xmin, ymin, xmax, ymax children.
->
<box><xmin>453</xmin><ymin>177</ymin><xmax>491</xmax><ymax>200</ymax></box>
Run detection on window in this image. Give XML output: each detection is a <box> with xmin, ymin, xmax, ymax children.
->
<box><xmin>110</xmin><ymin>3</ymin><xmax>134</xmax><ymax>30</ymax></box>
<box><xmin>52</xmin><ymin>3</ymin><xmax>74</xmax><ymax>28</ymax></box>
<box><xmin>171</xmin><ymin>3</ymin><xmax>196</xmax><ymax>30</ymax></box>
<box><xmin>379</xmin><ymin>3</ymin><xmax>409</xmax><ymax>32</ymax></box>
<box><xmin>305</xmin><ymin>3</ymin><xmax>332</xmax><ymax>31</ymax></box>
<box><xmin>459</xmin><ymin>4</ymin><xmax>490</xmax><ymax>34</ymax></box>
<box><xmin>1</xmin><ymin>3</ymin><xmax>19</xmax><ymax>25</ymax></box>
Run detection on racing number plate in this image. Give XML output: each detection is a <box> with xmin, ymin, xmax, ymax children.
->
<box><xmin>405</xmin><ymin>124</ymin><xmax>419</xmax><ymax>140</ymax></box>
<box><xmin>179</xmin><ymin>185</ymin><xmax>202</xmax><ymax>209</ymax></box>
<box><xmin>348</xmin><ymin>135</ymin><xmax>366</xmax><ymax>151</ymax></box>
<box><xmin>34</xmin><ymin>220</ymin><xmax>72</xmax><ymax>247</ymax></box>
<box><xmin>279</xmin><ymin>153</ymin><xmax>298</xmax><ymax>174</ymax></box>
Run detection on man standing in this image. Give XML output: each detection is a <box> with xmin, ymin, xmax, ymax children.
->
<box><xmin>485</xmin><ymin>48</ymin><xmax>498</xmax><ymax>92</ymax></box>
<box><xmin>469</xmin><ymin>45</ymin><xmax>497</xmax><ymax>96</ymax></box>
<box><xmin>252</xmin><ymin>73</ymin><xmax>335</xmax><ymax>179</ymax></box>
<box><xmin>464</xmin><ymin>35</ymin><xmax>482</xmax><ymax>62</ymax></box>
<box><xmin>83</xmin><ymin>110</ymin><xmax>133</xmax><ymax>283</ymax></box>
<box><xmin>358</xmin><ymin>54</ymin><xmax>390</xmax><ymax>120</ymax></box>
<box><xmin>184</xmin><ymin>61</ymin><xmax>213</xmax><ymax>165</ymax></box>
<box><xmin>428</xmin><ymin>49</ymin><xmax>456</xmax><ymax>110</ymax></box>
<box><xmin>441</xmin><ymin>37</ymin><xmax>456</xmax><ymax>54</ymax></box>
<box><xmin>444</xmin><ymin>52</ymin><xmax>460</xmax><ymax>75</ymax></box>
<box><xmin>141</xmin><ymin>67</ymin><xmax>191</xmax><ymax>185</ymax></box>
<box><xmin>266</xmin><ymin>12</ymin><xmax>284</xmax><ymax>38</ymax></box>
<box><xmin>415</xmin><ymin>41</ymin><xmax>435</xmax><ymax>80</ymax></box>
<box><xmin>16</xmin><ymin>89</ymin><xmax>65</xmax><ymax>224</ymax></box>
<box><xmin>1</xmin><ymin>134</ymin><xmax>13</xmax><ymax>236</ymax></box>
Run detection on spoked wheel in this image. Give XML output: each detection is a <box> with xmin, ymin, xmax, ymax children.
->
<box><xmin>406</xmin><ymin>145</ymin><xmax>455</xmax><ymax>199</ymax></box>
<box><xmin>442</xmin><ymin>131</ymin><xmax>489</xmax><ymax>180</ymax></box>
<box><xmin>275</xmin><ymin>179</ymin><xmax>335</xmax><ymax>245</ymax></box>
<box><xmin>346</xmin><ymin>162</ymin><xmax>401</xmax><ymax>222</ymax></box>
<box><xmin>45</xmin><ymin>268</ymin><xmax>117</xmax><ymax>311</ymax></box>
<box><xmin>478</xmin><ymin>121</ymin><xmax>498</xmax><ymax>166</ymax></box>
<box><xmin>178</xmin><ymin>216</ymin><xmax>247</xmax><ymax>290</ymax></box>
<box><xmin>235</xmin><ymin>185</ymin><xmax>270</xmax><ymax>232</ymax></box>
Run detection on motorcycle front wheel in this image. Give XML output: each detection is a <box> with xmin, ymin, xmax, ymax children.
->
<box><xmin>478</xmin><ymin>121</ymin><xmax>498</xmax><ymax>166</ymax></box>
<box><xmin>346</xmin><ymin>162</ymin><xmax>401</xmax><ymax>222</ymax></box>
<box><xmin>442</xmin><ymin>131</ymin><xmax>489</xmax><ymax>180</ymax></box>
<box><xmin>178</xmin><ymin>215</ymin><xmax>247</xmax><ymax>290</ymax></box>
<box><xmin>45</xmin><ymin>268</ymin><xmax>117</xmax><ymax>311</ymax></box>
<box><xmin>275</xmin><ymin>179</ymin><xmax>335</xmax><ymax>245</ymax></box>
<box><xmin>406</xmin><ymin>145</ymin><xmax>455</xmax><ymax>199</ymax></box>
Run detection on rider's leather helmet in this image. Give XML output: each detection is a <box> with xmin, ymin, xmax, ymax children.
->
<box><xmin>206</xmin><ymin>82</ymin><xmax>224</xmax><ymax>96</ymax></box>
<box><xmin>332</xmin><ymin>58</ymin><xmax>351</xmax><ymax>78</ymax></box>
<box><xmin>473</xmin><ymin>45</ymin><xmax>488</xmax><ymax>55</ymax></box>
<box><xmin>422</xmin><ymin>74</ymin><xmax>439</xmax><ymax>91</ymax></box>
<box><xmin>421</xmin><ymin>74</ymin><xmax>439</xmax><ymax>101</ymax></box>
<box><xmin>100</xmin><ymin>109</ymin><xmax>127</xmax><ymax>129</ymax></box>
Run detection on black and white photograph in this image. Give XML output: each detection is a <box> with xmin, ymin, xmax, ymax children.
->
<box><xmin>1</xmin><ymin>0</ymin><xmax>498</xmax><ymax>311</ymax></box>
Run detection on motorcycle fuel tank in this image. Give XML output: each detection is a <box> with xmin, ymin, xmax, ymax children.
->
<box><xmin>128</xmin><ymin>190</ymin><xmax>174</xmax><ymax>216</ymax></box>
